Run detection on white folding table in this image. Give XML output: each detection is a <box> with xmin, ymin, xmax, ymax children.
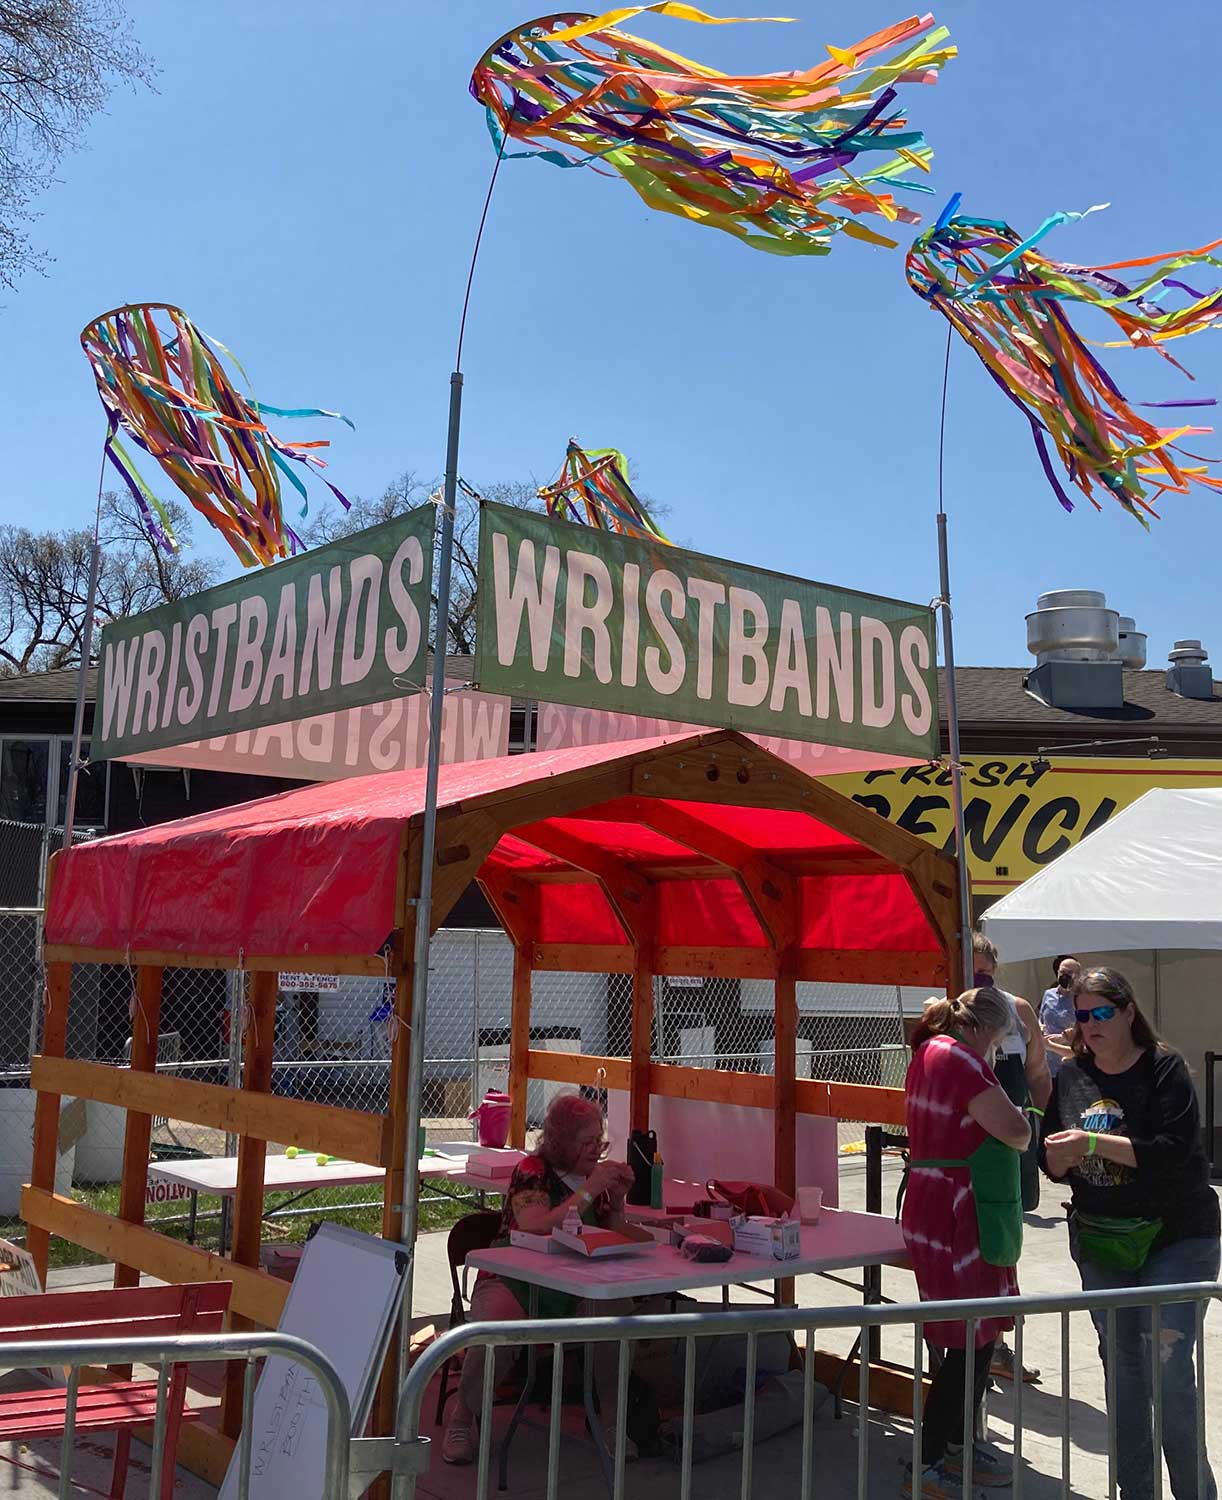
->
<box><xmin>467</xmin><ymin>1208</ymin><xmax>909</xmax><ymax>1489</ymax></box>
<box><xmin>145</xmin><ymin>1151</ymin><xmax>463</xmax><ymax>1248</ymax></box>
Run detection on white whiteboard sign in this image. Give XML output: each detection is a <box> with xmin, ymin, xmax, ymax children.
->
<box><xmin>219</xmin><ymin>1221</ymin><xmax>406</xmax><ymax>1500</ymax></box>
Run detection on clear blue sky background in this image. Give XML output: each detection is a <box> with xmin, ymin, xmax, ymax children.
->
<box><xmin>2</xmin><ymin>0</ymin><xmax>1220</xmax><ymax>667</ymax></box>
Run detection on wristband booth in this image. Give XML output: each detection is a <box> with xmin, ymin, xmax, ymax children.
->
<box><xmin>27</xmin><ymin>729</ymin><xmax>960</xmax><ymax>1475</ymax></box>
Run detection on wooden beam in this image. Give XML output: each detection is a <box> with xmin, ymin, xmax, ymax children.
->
<box><xmin>523</xmin><ymin>1053</ymin><xmax>906</xmax><ymax>1126</ymax></box>
<box><xmin>114</xmin><ymin>966</ymin><xmax>164</xmax><ymax>1293</ymax></box>
<box><xmin>511</xmin><ymin>822</ymin><xmax>653</xmax><ymax>947</ymax></box>
<box><xmin>774</xmin><ymin>966</ymin><xmax>797</xmax><ymax>1197</ymax></box>
<box><xmin>223</xmin><ymin>970</ymin><xmax>277</xmax><ymax>1437</ymax></box>
<box><xmin>795</xmin><ymin>1078</ymin><xmax>907</xmax><ymax>1127</ymax></box>
<box><xmin>21</xmin><ymin>1188</ymin><xmax>288</xmax><ymax>1326</ymax></box>
<box><xmin>41</xmin><ymin>946</ymin><xmax>391</xmax><ymax>975</ymax></box>
<box><xmin>629</xmin><ymin>895</ymin><xmax>656</xmax><ymax>1136</ymax></box>
<box><xmin>796</xmin><ymin>949</ymin><xmax>946</xmax><ymax>986</ymax></box>
<box><xmin>529</xmin><ymin>942</ymin><xmax>633</xmax><ymax>974</ymax></box>
<box><xmin>508</xmin><ymin>948</ymin><xmax>533</xmax><ymax>1149</ymax></box>
<box><xmin>376</xmin><ymin>967</ymin><xmax>412</xmax><ymax>1451</ymax></box>
<box><xmin>28</xmin><ymin>961</ymin><xmax>70</xmax><ymax>1287</ymax></box>
<box><xmin>904</xmin><ymin>846</ymin><xmax>964</xmax><ymax>996</ymax></box>
<box><xmin>478</xmin><ymin>869</ymin><xmax>540</xmax><ymax>952</ymax></box>
<box><xmin>526</xmin><ymin>1050</ymin><xmax>631</xmax><ymax>1092</ymax></box>
<box><xmin>30</xmin><ymin>1057</ymin><xmax>390</xmax><ymax>1164</ymax></box>
<box><xmin>629</xmin><ymin>800</ymin><xmax>795</xmax><ymax>953</ymax></box>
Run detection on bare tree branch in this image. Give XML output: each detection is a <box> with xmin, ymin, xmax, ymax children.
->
<box><xmin>0</xmin><ymin>1</ymin><xmax>153</xmax><ymax>288</ymax></box>
<box><xmin>0</xmin><ymin>489</ymin><xmax>219</xmax><ymax>675</ymax></box>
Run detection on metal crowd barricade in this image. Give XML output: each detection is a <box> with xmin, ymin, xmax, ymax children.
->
<box><xmin>0</xmin><ymin>1331</ymin><xmax>351</xmax><ymax>1500</ymax></box>
<box><xmin>389</xmin><ymin>1281</ymin><xmax>1222</xmax><ymax>1500</ymax></box>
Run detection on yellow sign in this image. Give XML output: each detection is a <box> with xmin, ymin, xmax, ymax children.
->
<box><xmin>825</xmin><ymin>757</ymin><xmax>1222</xmax><ymax>894</ymax></box>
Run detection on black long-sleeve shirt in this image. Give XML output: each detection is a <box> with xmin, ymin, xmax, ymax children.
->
<box><xmin>1040</xmin><ymin>1047</ymin><xmax>1220</xmax><ymax>1246</ymax></box>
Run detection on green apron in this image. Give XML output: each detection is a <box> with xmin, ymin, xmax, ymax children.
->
<box><xmin>910</xmin><ymin>1136</ymin><xmax>1024</xmax><ymax>1268</ymax></box>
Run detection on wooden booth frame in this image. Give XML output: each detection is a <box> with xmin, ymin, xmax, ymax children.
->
<box><xmin>27</xmin><ymin>731</ymin><xmax>961</xmax><ymax>1475</ymax></box>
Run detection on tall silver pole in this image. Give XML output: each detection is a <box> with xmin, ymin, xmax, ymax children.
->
<box><xmin>400</xmin><ymin>370</ymin><xmax>463</xmax><ymax>1343</ymax></box>
<box><xmin>936</xmin><ymin>512</ymin><xmax>974</xmax><ymax>990</ymax></box>
<box><xmin>61</xmin><ymin>540</ymin><xmax>101</xmax><ymax>852</ymax></box>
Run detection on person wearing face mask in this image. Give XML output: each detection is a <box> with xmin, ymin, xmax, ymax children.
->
<box><xmin>1042</xmin><ymin>968</ymin><xmax>1220</xmax><ymax>1500</ymax></box>
<box><xmin>970</xmin><ymin>933</ymin><xmax>1051</xmax><ymax>1383</ymax></box>
<box><xmin>1039</xmin><ymin>956</ymin><xmax>1082</xmax><ymax>1076</ymax></box>
<box><xmin>442</xmin><ymin>1091</ymin><xmax>636</xmax><ymax>1465</ymax></box>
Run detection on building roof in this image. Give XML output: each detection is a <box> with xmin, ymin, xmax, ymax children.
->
<box><xmin>5</xmin><ymin>661</ymin><xmax>1221</xmax><ymax>750</ymax></box>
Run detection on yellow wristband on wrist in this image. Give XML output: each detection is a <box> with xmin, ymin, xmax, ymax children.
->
<box><xmin>1087</xmin><ymin>1132</ymin><xmax>1098</xmax><ymax>1156</ymax></box>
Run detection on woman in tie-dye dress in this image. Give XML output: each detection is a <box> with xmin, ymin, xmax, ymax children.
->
<box><xmin>900</xmin><ymin>987</ymin><xmax>1032</xmax><ymax>1498</ymax></box>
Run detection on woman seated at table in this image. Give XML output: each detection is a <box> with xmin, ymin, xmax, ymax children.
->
<box><xmin>901</xmin><ymin>987</ymin><xmax>1031</xmax><ymax>1498</ymax></box>
<box><xmin>443</xmin><ymin>1091</ymin><xmax>635</xmax><ymax>1465</ymax></box>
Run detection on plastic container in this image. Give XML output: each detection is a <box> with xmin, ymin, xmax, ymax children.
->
<box><xmin>650</xmin><ymin>1153</ymin><xmax>664</xmax><ymax>1210</ymax></box>
<box><xmin>469</xmin><ymin>1089</ymin><xmax>512</xmax><ymax>1148</ymax></box>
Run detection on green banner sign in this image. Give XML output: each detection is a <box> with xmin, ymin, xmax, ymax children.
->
<box><xmin>475</xmin><ymin>502</ymin><xmax>937</xmax><ymax>761</ymax></box>
<box><xmin>97</xmin><ymin>506</ymin><xmax>435</xmax><ymax>759</ymax></box>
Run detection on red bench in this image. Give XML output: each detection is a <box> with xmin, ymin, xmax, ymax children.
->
<box><xmin>0</xmin><ymin>1281</ymin><xmax>231</xmax><ymax>1499</ymax></box>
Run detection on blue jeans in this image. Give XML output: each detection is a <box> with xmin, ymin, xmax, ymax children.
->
<box><xmin>1074</xmin><ymin>1232</ymin><xmax>1220</xmax><ymax>1500</ymax></box>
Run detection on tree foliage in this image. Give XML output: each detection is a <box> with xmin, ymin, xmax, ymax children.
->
<box><xmin>302</xmin><ymin>471</ymin><xmax>541</xmax><ymax>655</ymax></box>
<box><xmin>0</xmin><ymin>0</ymin><xmax>152</xmax><ymax>287</ymax></box>
<box><xmin>0</xmin><ymin>490</ymin><xmax>218</xmax><ymax>674</ymax></box>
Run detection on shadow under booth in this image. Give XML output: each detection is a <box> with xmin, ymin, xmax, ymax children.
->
<box><xmin>27</xmin><ymin>728</ymin><xmax>961</xmax><ymax>1478</ymax></box>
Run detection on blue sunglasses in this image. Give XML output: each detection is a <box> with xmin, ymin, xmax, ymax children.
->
<box><xmin>1075</xmin><ymin>1004</ymin><xmax>1121</xmax><ymax>1023</ymax></box>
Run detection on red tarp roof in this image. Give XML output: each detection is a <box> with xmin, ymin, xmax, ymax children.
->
<box><xmin>45</xmin><ymin>733</ymin><xmax>943</xmax><ymax>962</ymax></box>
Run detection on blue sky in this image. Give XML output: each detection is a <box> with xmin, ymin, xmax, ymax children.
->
<box><xmin>2</xmin><ymin>0</ymin><xmax>1220</xmax><ymax>668</ymax></box>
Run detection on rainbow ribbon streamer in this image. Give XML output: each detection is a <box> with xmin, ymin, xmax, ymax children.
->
<box><xmin>81</xmin><ymin>304</ymin><xmax>352</xmax><ymax>566</ymax></box>
<box><xmin>907</xmin><ymin>198</ymin><xmax>1222</xmax><ymax>525</ymax></box>
<box><xmin>538</xmin><ymin>439</ymin><xmax>672</xmax><ymax>542</ymax></box>
<box><xmin>471</xmin><ymin>5</ymin><xmax>955</xmax><ymax>256</ymax></box>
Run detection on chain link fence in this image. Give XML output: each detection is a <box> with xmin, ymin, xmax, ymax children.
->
<box><xmin>0</xmin><ymin>907</ymin><xmax>935</xmax><ymax>1266</ymax></box>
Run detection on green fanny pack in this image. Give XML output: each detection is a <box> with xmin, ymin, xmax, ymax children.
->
<box><xmin>1074</xmin><ymin>1212</ymin><xmax>1164</xmax><ymax>1272</ymax></box>
<box><xmin>910</xmin><ymin>1136</ymin><xmax>1023</xmax><ymax>1268</ymax></box>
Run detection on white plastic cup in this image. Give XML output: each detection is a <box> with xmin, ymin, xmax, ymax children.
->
<box><xmin>797</xmin><ymin>1186</ymin><xmax>823</xmax><ymax>1225</ymax></box>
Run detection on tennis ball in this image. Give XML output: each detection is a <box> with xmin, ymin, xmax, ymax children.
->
<box><xmin>285</xmin><ymin>1147</ymin><xmax>298</xmax><ymax>1159</ymax></box>
<box><xmin>316</xmin><ymin>1154</ymin><xmax>329</xmax><ymax>1166</ymax></box>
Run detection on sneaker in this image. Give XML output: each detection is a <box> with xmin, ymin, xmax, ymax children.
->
<box><xmin>900</xmin><ymin>1460</ymin><xmax>963</xmax><ymax>1498</ymax></box>
<box><xmin>441</xmin><ymin>1417</ymin><xmax>477</xmax><ymax>1465</ymax></box>
<box><xmin>944</xmin><ymin>1441</ymin><xmax>1011</xmax><ymax>1487</ymax></box>
<box><xmin>989</xmin><ymin>1342</ymin><xmax>1040</xmax><ymax>1383</ymax></box>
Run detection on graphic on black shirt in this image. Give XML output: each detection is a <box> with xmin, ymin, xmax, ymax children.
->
<box><xmin>1074</xmin><ymin>1097</ymin><xmax>1134</xmax><ymax>1187</ymax></box>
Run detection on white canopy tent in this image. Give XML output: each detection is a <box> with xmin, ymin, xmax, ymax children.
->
<box><xmin>983</xmin><ymin>787</ymin><xmax>1222</xmax><ymax>1115</ymax></box>
<box><xmin>983</xmin><ymin>787</ymin><xmax>1222</xmax><ymax>959</ymax></box>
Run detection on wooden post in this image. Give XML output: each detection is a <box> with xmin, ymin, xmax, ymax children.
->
<box><xmin>114</xmin><ymin>965</ymin><xmax>164</xmax><ymax>1289</ymax></box>
<box><xmin>508</xmin><ymin>946</ymin><xmax>532</xmax><ymax>1148</ymax></box>
<box><xmin>374</xmin><ymin>968</ymin><xmax>413</xmax><ymax>1447</ymax></box>
<box><xmin>220</xmin><ymin>969</ymin><xmax>277</xmax><ymax>1437</ymax></box>
<box><xmin>629</xmin><ymin>936</ymin><xmax>654</xmax><ymax>1136</ymax></box>
<box><xmin>773</xmin><ymin>963</ymin><xmax>798</xmax><ymax>1198</ymax></box>
<box><xmin>28</xmin><ymin>960</ymin><xmax>71</xmax><ymax>1287</ymax></box>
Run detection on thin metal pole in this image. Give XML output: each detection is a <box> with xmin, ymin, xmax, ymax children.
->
<box><xmin>936</xmin><ymin>512</ymin><xmax>973</xmax><ymax>989</ymax></box>
<box><xmin>62</xmin><ymin>448</ymin><xmax>109</xmax><ymax>853</ymax></box>
<box><xmin>400</xmin><ymin>370</ymin><xmax>463</xmax><ymax>1339</ymax></box>
<box><xmin>61</xmin><ymin>539</ymin><xmax>101</xmax><ymax>851</ymax></box>
<box><xmin>932</xmin><ymin>281</ymin><xmax>974</xmax><ymax>991</ymax></box>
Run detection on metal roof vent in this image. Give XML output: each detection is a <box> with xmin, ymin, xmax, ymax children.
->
<box><xmin>1025</xmin><ymin>590</ymin><xmax>1124</xmax><ymax>709</ymax></box>
<box><xmin>1117</xmin><ymin>617</ymin><xmax>1147</xmax><ymax>670</ymax></box>
<box><xmin>1166</xmin><ymin>640</ymin><xmax>1215</xmax><ymax>701</ymax></box>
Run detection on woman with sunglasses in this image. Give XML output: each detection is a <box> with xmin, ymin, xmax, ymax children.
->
<box><xmin>1042</xmin><ymin>968</ymin><xmax>1220</xmax><ymax>1500</ymax></box>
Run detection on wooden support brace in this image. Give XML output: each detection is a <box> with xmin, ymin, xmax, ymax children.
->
<box><xmin>28</xmin><ymin>961</ymin><xmax>71</xmax><ymax>1288</ymax></box>
<box><xmin>221</xmin><ymin>970</ymin><xmax>277</xmax><ymax>1437</ymax></box>
<box><xmin>114</xmin><ymin>966</ymin><xmax>164</xmax><ymax>1292</ymax></box>
<box><xmin>508</xmin><ymin>947</ymin><xmax>532</xmax><ymax>1148</ymax></box>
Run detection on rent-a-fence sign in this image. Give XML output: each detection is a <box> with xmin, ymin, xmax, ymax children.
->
<box><xmin>96</xmin><ymin>507</ymin><xmax>435</xmax><ymax>759</ymax></box>
<box><xmin>475</xmin><ymin>502</ymin><xmax>937</xmax><ymax>761</ymax></box>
